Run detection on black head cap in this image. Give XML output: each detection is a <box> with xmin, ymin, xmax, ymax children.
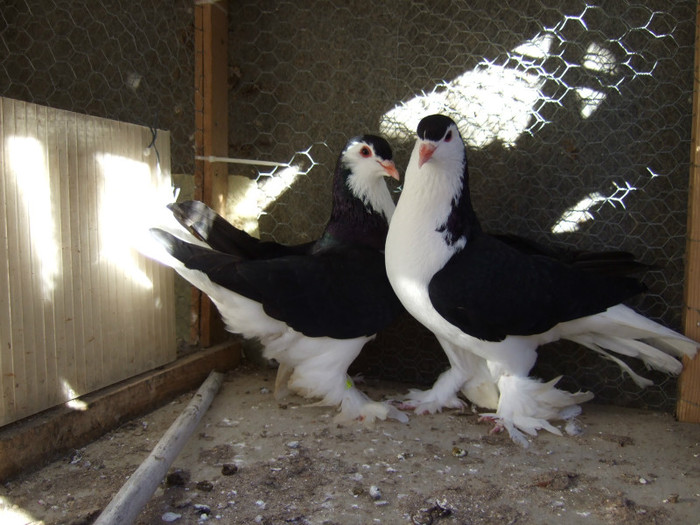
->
<box><xmin>348</xmin><ymin>134</ymin><xmax>393</xmax><ymax>162</ymax></box>
<box><xmin>417</xmin><ymin>114</ymin><xmax>458</xmax><ymax>141</ymax></box>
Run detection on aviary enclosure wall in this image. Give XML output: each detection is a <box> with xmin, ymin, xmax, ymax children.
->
<box><xmin>2</xmin><ymin>0</ymin><xmax>695</xmax><ymax>414</ymax></box>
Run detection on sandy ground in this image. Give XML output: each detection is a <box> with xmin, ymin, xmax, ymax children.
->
<box><xmin>2</xmin><ymin>363</ymin><xmax>699</xmax><ymax>525</ymax></box>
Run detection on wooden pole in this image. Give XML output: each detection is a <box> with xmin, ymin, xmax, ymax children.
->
<box><xmin>93</xmin><ymin>371</ymin><xmax>224</xmax><ymax>525</ymax></box>
<box><xmin>193</xmin><ymin>0</ymin><xmax>229</xmax><ymax>347</ymax></box>
<box><xmin>679</xmin><ymin>0</ymin><xmax>700</xmax><ymax>422</ymax></box>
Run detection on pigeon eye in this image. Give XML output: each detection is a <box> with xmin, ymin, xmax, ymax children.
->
<box><xmin>445</xmin><ymin>130</ymin><xmax>453</xmax><ymax>142</ymax></box>
<box><xmin>359</xmin><ymin>146</ymin><xmax>372</xmax><ymax>158</ymax></box>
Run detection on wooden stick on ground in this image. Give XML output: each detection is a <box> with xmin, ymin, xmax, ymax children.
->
<box><xmin>94</xmin><ymin>370</ymin><xmax>224</xmax><ymax>525</ymax></box>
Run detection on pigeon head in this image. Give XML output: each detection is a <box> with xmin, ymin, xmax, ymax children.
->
<box><xmin>323</xmin><ymin>135</ymin><xmax>398</xmax><ymax>251</ymax></box>
<box><xmin>334</xmin><ymin>135</ymin><xmax>398</xmax><ymax>221</ymax></box>
<box><xmin>415</xmin><ymin>114</ymin><xmax>465</xmax><ymax>170</ymax></box>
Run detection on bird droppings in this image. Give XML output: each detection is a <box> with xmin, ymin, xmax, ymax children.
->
<box><xmin>195</xmin><ymin>480</ymin><xmax>214</xmax><ymax>492</ymax></box>
<box><xmin>221</xmin><ymin>464</ymin><xmax>238</xmax><ymax>476</ymax></box>
<box><xmin>193</xmin><ymin>504</ymin><xmax>211</xmax><ymax>515</ymax></box>
<box><xmin>166</xmin><ymin>469</ymin><xmax>191</xmax><ymax>487</ymax></box>
<box><xmin>4</xmin><ymin>366</ymin><xmax>698</xmax><ymax>524</ymax></box>
<box><xmin>533</xmin><ymin>471</ymin><xmax>579</xmax><ymax>490</ymax></box>
<box><xmin>451</xmin><ymin>446</ymin><xmax>467</xmax><ymax>457</ymax></box>
<box><xmin>410</xmin><ymin>499</ymin><xmax>453</xmax><ymax>524</ymax></box>
<box><xmin>597</xmin><ymin>432</ymin><xmax>635</xmax><ymax>447</ymax></box>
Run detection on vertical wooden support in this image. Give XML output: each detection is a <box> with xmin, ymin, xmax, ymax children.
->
<box><xmin>679</xmin><ymin>0</ymin><xmax>700</xmax><ymax>422</ymax></box>
<box><xmin>194</xmin><ymin>0</ymin><xmax>229</xmax><ymax>347</ymax></box>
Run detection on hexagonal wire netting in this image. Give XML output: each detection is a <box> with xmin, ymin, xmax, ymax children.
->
<box><xmin>0</xmin><ymin>0</ymin><xmax>195</xmax><ymax>175</ymax></box>
<box><xmin>0</xmin><ymin>1</ymin><xmax>694</xmax><ymax>411</ymax></box>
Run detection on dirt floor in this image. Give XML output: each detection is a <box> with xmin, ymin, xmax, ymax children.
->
<box><xmin>2</xmin><ymin>362</ymin><xmax>699</xmax><ymax>525</ymax></box>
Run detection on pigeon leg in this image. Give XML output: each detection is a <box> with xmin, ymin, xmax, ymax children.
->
<box><xmin>400</xmin><ymin>366</ymin><xmax>468</xmax><ymax>414</ymax></box>
<box><xmin>268</xmin><ymin>336</ymin><xmax>408</xmax><ymax>425</ymax></box>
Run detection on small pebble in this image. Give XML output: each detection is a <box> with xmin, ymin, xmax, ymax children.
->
<box><xmin>369</xmin><ymin>485</ymin><xmax>382</xmax><ymax>500</ymax></box>
<box><xmin>286</xmin><ymin>441</ymin><xmax>300</xmax><ymax>449</ymax></box>
<box><xmin>194</xmin><ymin>504</ymin><xmax>211</xmax><ymax>515</ymax></box>
<box><xmin>196</xmin><ymin>480</ymin><xmax>214</xmax><ymax>492</ymax></box>
<box><xmin>639</xmin><ymin>478</ymin><xmax>648</xmax><ymax>485</ymax></box>
<box><xmin>222</xmin><ymin>464</ymin><xmax>238</xmax><ymax>476</ymax></box>
<box><xmin>162</xmin><ymin>512</ymin><xmax>181</xmax><ymax>522</ymax></box>
<box><xmin>664</xmin><ymin>494</ymin><xmax>679</xmax><ymax>504</ymax></box>
<box><xmin>452</xmin><ymin>447</ymin><xmax>467</xmax><ymax>457</ymax></box>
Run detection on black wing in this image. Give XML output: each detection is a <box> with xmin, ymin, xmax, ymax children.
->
<box><xmin>492</xmin><ymin>232</ymin><xmax>654</xmax><ymax>276</ymax></box>
<box><xmin>428</xmin><ymin>232</ymin><xmax>647</xmax><ymax>342</ymax></box>
<box><xmin>154</xmin><ymin>229</ymin><xmax>403</xmax><ymax>339</ymax></box>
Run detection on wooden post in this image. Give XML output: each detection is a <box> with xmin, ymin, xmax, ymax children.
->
<box><xmin>193</xmin><ymin>0</ymin><xmax>229</xmax><ymax>347</ymax></box>
<box><xmin>679</xmin><ymin>0</ymin><xmax>700</xmax><ymax>422</ymax></box>
<box><xmin>93</xmin><ymin>371</ymin><xmax>224</xmax><ymax>525</ymax></box>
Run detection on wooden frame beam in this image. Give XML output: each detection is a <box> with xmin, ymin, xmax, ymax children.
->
<box><xmin>193</xmin><ymin>0</ymin><xmax>229</xmax><ymax>347</ymax></box>
<box><xmin>679</xmin><ymin>0</ymin><xmax>700</xmax><ymax>422</ymax></box>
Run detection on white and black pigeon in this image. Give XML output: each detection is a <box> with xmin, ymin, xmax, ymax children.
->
<box><xmin>149</xmin><ymin>135</ymin><xmax>409</xmax><ymax>424</ymax></box>
<box><xmin>385</xmin><ymin>114</ymin><xmax>698</xmax><ymax>446</ymax></box>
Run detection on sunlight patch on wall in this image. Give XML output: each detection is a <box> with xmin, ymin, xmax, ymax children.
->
<box><xmin>60</xmin><ymin>378</ymin><xmax>88</xmax><ymax>411</ymax></box>
<box><xmin>225</xmin><ymin>148</ymin><xmax>318</xmax><ymax>237</ymax></box>
<box><xmin>6</xmin><ymin>136</ymin><xmax>60</xmax><ymax>301</ymax></box>
<box><xmin>381</xmin><ymin>63</ymin><xmax>544</xmax><ymax>149</ymax></box>
<box><xmin>380</xmin><ymin>19</ymin><xmax>625</xmax><ymax>146</ymax></box>
<box><xmin>227</xmin><ymin>165</ymin><xmax>301</xmax><ymax>235</ymax></box>
<box><xmin>96</xmin><ymin>153</ymin><xmax>175</xmax><ymax>290</ymax></box>
<box><xmin>551</xmin><ymin>192</ymin><xmax>606</xmax><ymax>234</ymax></box>
<box><xmin>552</xmin><ymin>181</ymin><xmax>638</xmax><ymax>234</ymax></box>
<box><xmin>0</xmin><ymin>497</ymin><xmax>37</xmax><ymax>525</ymax></box>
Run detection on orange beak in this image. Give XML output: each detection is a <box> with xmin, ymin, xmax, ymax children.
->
<box><xmin>380</xmin><ymin>160</ymin><xmax>400</xmax><ymax>181</ymax></box>
<box><xmin>419</xmin><ymin>143</ymin><xmax>436</xmax><ymax>168</ymax></box>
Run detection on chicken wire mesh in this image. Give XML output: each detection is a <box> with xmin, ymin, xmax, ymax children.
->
<box><xmin>0</xmin><ymin>0</ymin><xmax>694</xmax><ymax>411</ymax></box>
<box><xmin>0</xmin><ymin>0</ymin><xmax>195</xmax><ymax>175</ymax></box>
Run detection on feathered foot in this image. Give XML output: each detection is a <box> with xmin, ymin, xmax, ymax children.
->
<box><xmin>399</xmin><ymin>367</ymin><xmax>468</xmax><ymax>414</ymax></box>
<box><xmin>480</xmin><ymin>375</ymin><xmax>594</xmax><ymax>447</ymax></box>
<box><xmin>283</xmin><ymin>367</ymin><xmax>408</xmax><ymax>425</ymax></box>
<box><xmin>330</xmin><ymin>380</ymin><xmax>409</xmax><ymax>425</ymax></box>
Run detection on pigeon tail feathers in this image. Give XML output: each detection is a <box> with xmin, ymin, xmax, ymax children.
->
<box><xmin>562</xmin><ymin>303</ymin><xmax>697</xmax><ymax>386</ymax></box>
